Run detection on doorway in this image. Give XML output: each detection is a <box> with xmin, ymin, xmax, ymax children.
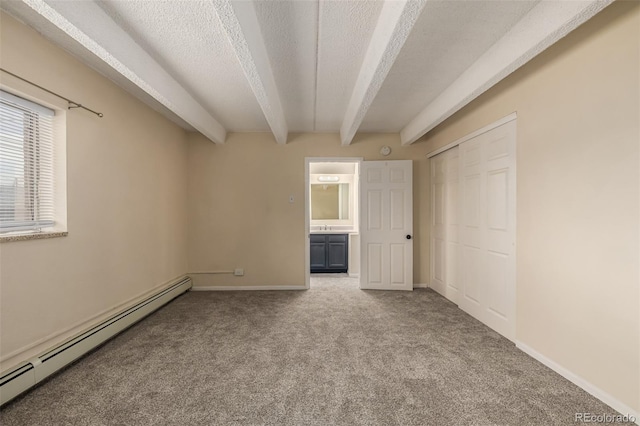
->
<box><xmin>305</xmin><ymin>158</ymin><xmax>362</xmax><ymax>289</ymax></box>
<box><xmin>305</xmin><ymin>158</ymin><xmax>415</xmax><ymax>291</ymax></box>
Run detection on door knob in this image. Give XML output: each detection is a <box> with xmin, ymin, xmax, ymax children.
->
<box><xmin>406</xmin><ymin>235</ymin><xmax>412</xmax><ymax>240</ymax></box>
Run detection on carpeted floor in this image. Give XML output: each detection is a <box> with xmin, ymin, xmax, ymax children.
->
<box><xmin>0</xmin><ymin>278</ymin><xmax>627</xmax><ymax>425</ymax></box>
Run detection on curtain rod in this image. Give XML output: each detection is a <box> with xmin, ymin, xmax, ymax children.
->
<box><xmin>0</xmin><ymin>68</ymin><xmax>103</xmax><ymax>118</ymax></box>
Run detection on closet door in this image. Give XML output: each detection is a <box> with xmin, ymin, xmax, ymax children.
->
<box><xmin>430</xmin><ymin>153</ymin><xmax>447</xmax><ymax>297</ymax></box>
<box><xmin>445</xmin><ymin>148</ymin><xmax>460</xmax><ymax>303</ymax></box>
<box><xmin>430</xmin><ymin>148</ymin><xmax>460</xmax><ymax>303</ymax></box>
<box><xmin>459</xmin><ymin>120</ymin><xmax>516</xmax><ymax>341</ymax></box>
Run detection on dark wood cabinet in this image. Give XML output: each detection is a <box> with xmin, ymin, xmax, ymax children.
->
<box><xmin>310</xmin><ymin>234</ymin><xmax>348</xmax><ymax>273</ymax></box>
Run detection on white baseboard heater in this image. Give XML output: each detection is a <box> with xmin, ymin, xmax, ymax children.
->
<box><xmin>0</xmin><ymin>276</ymin><xmax>192</xmax><ymax>406</ymax></box>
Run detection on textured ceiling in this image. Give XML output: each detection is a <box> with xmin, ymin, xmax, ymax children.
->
<box><xmin>1</xmin><ymin>0</ymin><xmax>613</xmax><ymax>144</ymax></box>
<box><xmin>98</xmin><ymin>0</ymin><xmax>268</xmax><ymax>131</ymax></box>
<box><xmin>315</xmin><ymin>1</ymin><xmax>383</xmax><ymax>133</ymax></box>
<box><xmin>254</xmin><ymin>0</ymin><xmax>318</xmax><ymax>132</ymax></box>
<box><xmin>360</xmin><ymin>0</ymin><xmax>538</xmax><ymax>132</ymax></box>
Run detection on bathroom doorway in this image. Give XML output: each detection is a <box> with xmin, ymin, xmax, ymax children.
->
<box><xmin>305</xmin><ymin>158</ymin><xmax>362</xmax><ymax>289</ymax></box>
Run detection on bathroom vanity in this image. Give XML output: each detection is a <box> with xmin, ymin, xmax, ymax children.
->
<box><xmin>308</xmin><ymin>162</ymin><xmax>359</xmax><ymax>275</ymax></box>
<box><xmin>310</xmin><ymin>233</ymin><xmax>348</xmax><ymax>273</ymax></box>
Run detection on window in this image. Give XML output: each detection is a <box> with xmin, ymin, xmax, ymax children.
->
<box><xmin>0</xmin><ymin>90</ymin><xmax>55</xmax><ymax>234</ymax></box>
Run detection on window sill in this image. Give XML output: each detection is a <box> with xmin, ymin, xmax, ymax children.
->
<box><xmin>0</xmin><ymin>231</ymin><xmax>68</xmax><ymax>243</ymax></box>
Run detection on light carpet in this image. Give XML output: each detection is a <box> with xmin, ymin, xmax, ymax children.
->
<box><xmin>0</xmin><ymin>279</ymin><xmax>626</xmax><ymax>425</ymax></box>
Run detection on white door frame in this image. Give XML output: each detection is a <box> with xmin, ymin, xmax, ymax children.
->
<box><xmin>304</xmin><ymin>157</ymin><xmax>363</xmax><ymax>289</ymax></box>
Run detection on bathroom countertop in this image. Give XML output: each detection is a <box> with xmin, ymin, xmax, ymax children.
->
<box><xmin>309</xmin><ymin>230</ymin><xmax>358</xmax><ymax>235</ymax></box>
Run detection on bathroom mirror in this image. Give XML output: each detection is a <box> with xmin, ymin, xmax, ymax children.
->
<box><xmin>311</xmin><ymin>183</ymin><xmax>349</xmax><ymax>220</ymax></box>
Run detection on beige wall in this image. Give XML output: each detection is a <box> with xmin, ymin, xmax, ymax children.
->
<box><xmin>0</xmin><ymin>13</ymin><xmax>189</xmax><ymax>371</ymax></box>
<box><xmin>420</xmin><ymin>1</ymin><xmax>639</xmax><ymax>413</ymax></box>
<box><xmin>187</xmin><ymin>132</ymin><xmax>433</xmax><ymax>287</ymax></box>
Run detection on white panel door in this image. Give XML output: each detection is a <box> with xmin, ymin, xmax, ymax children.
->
<box><xmin>430</xmin><ymin>153</ymin><xmax>447</xmax><ymax>296</ymax></box>
<box><xmin>445</xmin><ymin>148</ymin><xmax>461</xmax><ymax>303</ymax></box>
<box><xmin>459</xmin><ymin>120</ymin><xmax>516</xmax><ymax>340</ymax></box>
<box><xmin>429</xmin><ymin>147</ymin><xmax>460</xmax><ymax>303</ymax></box>
<box><xmin>360</xmin><ymin>160</ymin><xmax>413</xmax><ymax>291</ymax></box>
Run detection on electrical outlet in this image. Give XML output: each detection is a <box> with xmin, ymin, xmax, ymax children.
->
<box><xmin>234</xmin><ymin>268</ymin><xmax>244</xmax><ymax>276</ymax></box>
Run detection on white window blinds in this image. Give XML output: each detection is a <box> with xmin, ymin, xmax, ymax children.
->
<box><xmin>0</xmin><ymin>90</ymin><xmax>55</xmax><ymax>233</ymax></box>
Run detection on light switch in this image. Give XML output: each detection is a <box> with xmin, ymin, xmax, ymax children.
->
<box><xmin>289</xmin><ymin>195</ymin><xmax>294</xmax><ymax>203</ymax></box>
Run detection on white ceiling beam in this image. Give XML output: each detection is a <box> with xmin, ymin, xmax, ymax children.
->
<box><xmin>212</xmin><ymin>0</ymin><xmax>288</xmax><ymax>145</ymax></box>
<box><xmin>400</xmin><ymin>0</ymin><xmax>614</xmax><ymax>145</ymax></box>
<box><xmin>340</xmin><ymin>0</ymin><xmax>428</xmax><ymax>146</ymax></box>
<box><xmin>20</xmin><ymin>0</ymin><xmax>227</xmax><ymax>144</ymax></box>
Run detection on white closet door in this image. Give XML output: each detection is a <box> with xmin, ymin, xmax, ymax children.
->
<box><xmin>445</xmin><ymin>148</ymin><xmax>460</xmax><ymax>303</ymax></box>
<box><xmin>430</xmin><ymin>147</ymin><xmax>460</xmax><ymax>303</ymax></box>
<box><xmin>430</xmin><ymin>153</ymin><xmax>447</xmax><ymax>296</ymax></box>
<box><xmin>459</xmin><ymin>120</ymin><xmax>516</xmax><ymax>341</ymax></box>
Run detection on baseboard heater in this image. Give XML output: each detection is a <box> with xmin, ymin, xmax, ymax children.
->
<box><xmin>0</xmin><ymin>276</ymin><xmax>192</xmax><ymax>406</ymax></box>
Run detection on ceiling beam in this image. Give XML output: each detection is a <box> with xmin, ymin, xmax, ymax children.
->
<box><xmin>212</xmin><ymin>0</ymin><xmax>288</xmax><ymax>145</ymax></box>
<box><xmin>20</xmin><ymin>0</ymin><xmax>227</xmax><ymax>144</ymax></box>
<box><xmin>400</xmin><ymin>0</ymin><xmax>614</xmax><ymax>145</ymax></box>
<box><xmin>339</xmin><ymin>0</ymin><xmax>428</xmax><ymax>146</ymax></box>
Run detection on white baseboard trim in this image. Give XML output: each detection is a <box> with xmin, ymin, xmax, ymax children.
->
<box><xmin>1</xmin><ymin>277</ymin><xmax>192</xmax><ymax>406</ymax></box>
<box><xmin>191</xmin><ymin>285</ymin><xmax>307</xmax><ymax>291</ymax></box>
<box><xmin>348</xmin><ymin>273</ymin><xmax>360</xmax><ymax>278</ymax></box>
<box><xmin>413</xmin><ymin>283</ymin><xmax>429</xmax><ymax>288</ymax></box>
<box><xmin>1</xmin><ymin>274</ymin><xmax>188</xmax><ymax>371</ymax></box>
<box><xmin>516</xmin><ymin>341</ymin><xmax>639</xmax><ymax>424</ymax></box>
